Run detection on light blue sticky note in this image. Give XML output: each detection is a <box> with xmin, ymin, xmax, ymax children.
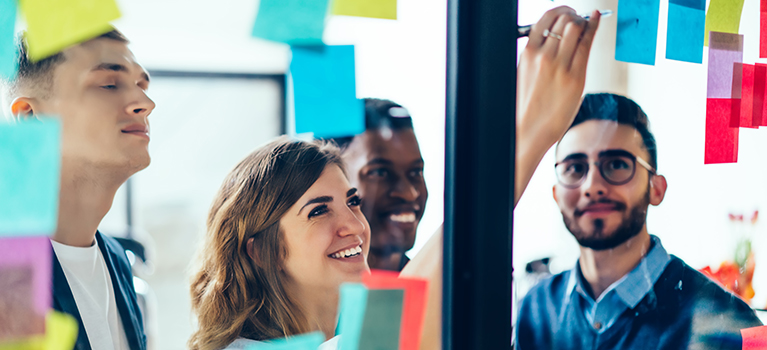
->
<box><xmin>0</xmin><ymin>0</ymin><xmax>18</xmax><ymax>80</ymax></box>
<box><xmin>666</xmin><ymin>0</ymin><xmax>706</xmax><ymax>63</ymax></box>
<box><xmin>246</xmin><ymin>331</ymin><xmax>325</xmax><ymax>350</ymax></box>
<box><xmin>251</xmin><ymin>0</ymin><xmax>329</xmax><ymax>45</ymax></box>
<box><xmin>290</xmin><ymin>45</ymin><xmax>364</xmax><ymax>139</ymax></box>
<box><xmin>338</xmin><ymin>283</ymin><xmax>369</xmax><ymax>350</ymax></box>
<box><xmin>615</xmin><ymin>0</ymin><xmax>661</xmax><ymax>65</ymax></box>
<box><xmin>0</xmin><ymin>118</ymin><xmax>61</xmax><ymax>236</ymax></box>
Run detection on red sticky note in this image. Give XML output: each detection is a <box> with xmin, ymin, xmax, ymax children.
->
<box><xmin>740</xmin><ymin>64</ymin><xmax>757</xmax><ymax>128</ymax></box>
<box><xmin>705</xmin><ymin>98</ymin><xmax>740</xmax><ymax>164</ymax></box>
<box><xmin>761</xmin><ymin>0</ymin><xmax>767</xmax><ymax>58</ymax></box>
<box><xmin>742</xmin><ymin>325</ymin><xmax>767</xmax><ymax>349</ymax></box>
<box><xmin>756</xmin><ymin>63</ymin><xmax>767</xmax><ymax>125</ymax></box>
<box><xmin>362</xmin><ymin>270</ymin><xmax>429</xmax><ymax>350</ymax></box>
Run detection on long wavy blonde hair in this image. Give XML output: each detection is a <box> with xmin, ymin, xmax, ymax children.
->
<box><xmin>188</xmin><ymin>137</ymin><xmax>344</xmax><ymax>350</ymax></box>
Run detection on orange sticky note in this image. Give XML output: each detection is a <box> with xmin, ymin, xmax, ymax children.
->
<box><xmin>362</xmin><ymin>270</ymin><xmax>428</xmax><ymax>350</ymax></box>
<box><xmin>741</xmin><ymin>325</ymin><xmax>767</xmax><ymax>349</ymax></box>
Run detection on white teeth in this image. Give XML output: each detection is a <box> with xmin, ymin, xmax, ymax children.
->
<box><xmin>330</xmin><ymin>246</ymin><xmax>363</xmax><ymax>259</ymax></box>
<box><xmin>390</xmin><ymin>212</ymin><xmax>416</xmax><ymax>223</ymax></box>
<box><xmin>355</xmin><ymin>246</ymin><xmax>362</xmax><ymax>253</ymax></box>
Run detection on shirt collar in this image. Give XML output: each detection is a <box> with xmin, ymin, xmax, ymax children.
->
<box><xmin>567</xmin><ymin>235</ymin><xmax>671</xmax><ymax>309</ymax></box>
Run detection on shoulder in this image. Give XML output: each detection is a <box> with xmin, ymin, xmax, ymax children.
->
<box><xmin>96</xmin><ymin>232</ymin><xmax>131</xmax><ymax>269</ymax></box>
<box><xmin>518</xmin><ymin>270</ymin><xmax>571</xmax><ymax>322</ymax></box>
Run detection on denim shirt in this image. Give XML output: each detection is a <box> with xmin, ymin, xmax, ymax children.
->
<box><xmin>567</xmin><ymin>235</ymin><xmax>671</xmax><ymax>334</ymax></box>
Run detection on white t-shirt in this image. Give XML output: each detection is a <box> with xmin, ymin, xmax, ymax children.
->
<box><xmin>51</xmin><ymin>239</ymin><xmax>130</xmax><ymax>350</ymax></box>
<box><xmin>223</xmin><ymin>335</ymin><xmax>339</xmax><ymax>350</ymax></box>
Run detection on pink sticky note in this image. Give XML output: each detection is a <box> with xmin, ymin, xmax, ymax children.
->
<box><xmin>705</xmin><ymin>98</ymin><xmax>740</xmax><ymax>164</ymax></box>
<box><xmin>362</xmin><ymin>270</ymin><xmax>429</xmax><ymax>350</ymax></box>
<box><xmin>739</xmin><ymin>64</ymin><xmax>757</xmax><ymax>128</ymax></box>
<box><xmin>741</xmin><ymin>325</ymin><xmax>767</xmax><ymax>349</ymax></box>
<box><xmin>708</xmin><ymin>32</ymin><xmax>744</xmax><ymax>99</ymax></box>
<box><xmin>0</xmin><ymin>236</ymin><xmax>51</xmax><ymax>315</ymax></box>
<box><xmin>756</xmin><ymin>63</ymin><xmax>767</xmax><ymax>126</ymax></box>
<box><xmin>761</xmin><ymin>0</ymin><xmax>767</xmax><ymax>58</ymax></box>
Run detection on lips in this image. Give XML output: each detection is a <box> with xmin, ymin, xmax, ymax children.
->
<box><xmin>328</xmin><ymin>243</ymin><xmax>363</xmax><ymax>259</ymax></box>
<box><xmin>575</xmin><ymin>201</ymin><xmax>626</xmax><ymax>216</ymax></box>
<box><xmin>121</xmin><ymin>124</ymin><xmax>149</xmax><ymax>138</ymax></box>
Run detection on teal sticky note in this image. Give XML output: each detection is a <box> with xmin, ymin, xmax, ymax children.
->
<box><xmin>0</xmin><ymin>118</ymin><xmax>61</xmax><ymax>235</ymax></box>
<box><xmin>251</xmin><ymin>0</ymin><xmax>329</xmax><ymax>45</ymax></box>
<box><xmin>0</xmin><ymin>0</ymin><xmax>18</xmax><ymax>80</ymax></box>
<box><xmin>615</xmin><ymin>0</ymin><xmax>661</xmax><ymax>65</ymax></box>
<box><xmin>247</xmin><ymin>331</ymin><xmax>325</xmax><ymax>350</ymax></box>
<box><xmin>666</xmin><ymin>0</ymin><xmax>706</xmax><ymax>63</ymax></box>
<box><xmin>290</xmin><ymin>45</ymin><xmax>364</xmax><ymax>139</ymax></box>
<box><xmin>358</xmin><ymin>289</ymin><xmax>404</xmax><ymax>350</ymax></box>
<box><xmin>338</xmin><ymin>283</ymin><xmax>369</xmax><ymax>350</ymax></box>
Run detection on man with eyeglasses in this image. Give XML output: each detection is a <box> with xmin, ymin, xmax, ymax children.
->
<box><xmin>515</xmin><ymin>93</ymin><xmax>762</xmax><ymax>350</ymax></box>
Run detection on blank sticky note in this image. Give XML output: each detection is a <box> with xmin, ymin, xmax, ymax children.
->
<box><xmin>0</xmin><ymin>311</ymin><xmax>77</xmax><ymax>350</ymax></box>
<box><xmin>755</xmin><ymin>64</ymin><xmax>767</xmax><ymax>125</ymax></box>
<box><xmin>0</xmin><ymin>0</ymin><xmax>17</xmax><ymax>80</ymax></box>
<box><xmin>704</xmin><ymin>0</ymin><xmax>745</xmax><ymax>47</ymax></box>
<box><xmin>707</xmin><ymin>32</ymin><xmax>744</xmax><ymax>99</ymax></box>
<box><xmin>251</xmin><ymin>0</ymin><xmax>329</xmax><ymax>45</ymax></box>
<box><xmin>0</xmin><ymin>119</ymin><xmax>61</xmax><ymax>236</ymax></box>
<box><xmin>0</xmin><ymin>236</ymin><xmax>52</xmax><ymax>316</ymax></box>
<box><xmin>358</xmin><ymin>289</ymin><xmax>404</xmax><ymax>350</ymax></box>
<box><xmin>742</xmin><ymin>326</ymin><xmax>767</xmax><ymax>349</ymax></box>
<box><xmin>761</xmin><ymin>0</ymin><xmax>767</xmax><ymax>58</ymax></box>
<box><xmin>338</xmin><ymin>283</ymin><xmax>369</xmax><ymax>350</ymax></box>
<box><xmin>615</xmin><ymin>0</ymin><xmax>661</xmax><ymax>65</ymax></box>
<box><xmin>362</xmin><ymin>270</ymin><xmax>428</xmax><ymax>350</ymax></box>
<box><xmin>18</xmin><ymin>0</ymin><xmax>121</xmax><ymax>61</ymax></box>
<box><xmin>740</xmin><ymin>64</ymin><xmax>756</xmax><ymax>128</ymax></box>
<box><xmin>252</xmin><ymin>331</ymin><xmax>324</xmax><ymax>350</ymax></box>
<box><xmin>666</xmin><ymin>0</ymin><xmax>705</xmax><ymax>63</ymax></box>
<box><xmin>332</xmin><ymin>0</ymin><xmax>397</xmax><ymax>20</ymax></box>
<box><xmin>290</xmin><ymin>45</ymin><xmax>364</xmax><ymax>138</ymax></box>
<box><xmin>705</xmin><ymin>98</ymin><xmax>739</xmax><ymax>164</ymax></box>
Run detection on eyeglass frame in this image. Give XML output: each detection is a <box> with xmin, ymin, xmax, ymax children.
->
<box><xmin>553</xmin><ymin>149</ymin><xmax>657</xmax><ymax>189</ymax></box>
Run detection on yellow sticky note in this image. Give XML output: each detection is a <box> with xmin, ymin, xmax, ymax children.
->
<box><xmin>703</xmin><ymin>0</ymin><xmax>745</xmax><ymax>46</ymax></box>
<box><xmin>0</xmin><ymin>311</ymin><xmax>77</xmax><ymax>350</ymax></box>
<box><xmin>332</xmin><ymin>0</ymin><xmax>397</xmax><ymax>20</ymax></box>
<box><xmin>19</xmin><ymin>0</ymin><xmax>121</xmax><ymax>61</ymax></box>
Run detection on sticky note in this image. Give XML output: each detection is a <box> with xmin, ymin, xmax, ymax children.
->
<box><xmin>290</xmin><ymin>45</ymin><xmax>364</xmax><ymax>138</ymax></box>
<box><xmin>704</xmin><ymin>0</ymin><xmax>745</xmax><ymax>47</ymax></box>
<box><xmin>762</xmin><ymin>0</ymin><xmax>767</xmax><ymax>58</ymax></box>
<box><xmin>705</xmin><ymin>98</ymin><xmax>739</xmax><ymax>164</ymax></box>
<box><xmin>0</xmin><ymin>311</ymin><xmax>78</xmax><ymax>350</ymax></box>
<box><xmin>332</xmin><ymin>0</ymin><xmax>397</xmax><ymax>20</ymax></box>
<box><xmin>0</xmin><ymin>0</ymin><xmax>18</xmax><ymax>80</ymax></box>
<box><xmin>707</xmin><ymin>32</ymin><xmax>743</xmax><ymax>99</ymax></box>
<box><xmin>251</xmin><ymin>0</ymin><xmax>329</xmax><ymax>45</ymax></box>
<box><xmin>742</xmin><ymin>325</ymin><xmax>767</xmax><ymax>349</ymax></box>
<box><xmin>0</xmin><ymin>236</ymin><xmax>52</xmax><ymax>316</ymax></box>
<box><xmin>615</xmin><ymin>0</ymin><xmax>661</xmax><ymax>65</ymax></box>
<box><xmin>740</xmin><ymin>64</ymin><xmax>756</xmax><ymax>128</ymax></box>
<box><xmin>665</xmin><ymin>0</ymin><xmax>705</xmax><ymax>63</ymax></box>
<box><xmin>249</xmin><ymin>331</ymin><xmax>324</xmax><ymax>350</ymax></box>
<box><xmin>361</xmin><ymin>270</ymin><xmax>428</xmax><ymax>350</ymax></box>
<box><xmin>755</xmin><ymin>64</ymin><xmax>767</xmax><ymax>125</ymax></box>
<box><xmin>0</xmin><ymin>118</ymin><xmax>61</xmax><ymax>236</ymax></box>
<box><xmin>338</xmin><ymin>284</ymin><xmax>405</xmax><ymax>350</ymax></box>
<box><xmin>18</xmin><ymin>0</ymin><xmax>121</xmax><ymax>61</ymax></box>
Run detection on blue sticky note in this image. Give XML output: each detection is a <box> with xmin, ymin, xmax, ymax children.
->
<box><xmin>252</xmin><ymin>0</ymin><xmax>329</xmax><ymax>45</ymax></box>
<box><xmin>290</xmin><ymin>45</ymin><xmax>364</xmax><ymax>139</ymax></box>
<box><xmin>0</xmin><ymin>0</ymin><xmax>18</xmax><ymax>80</ymax></box>
<box><xmin>615</xmin><ymin>0</ymin><xmax>661</xmax><ymax>65</ymax></box>
<box><xmin>338</xmin><ymin>283</ymin><xmax>368</xmax><ymax>350</ymax></box>
<box><xmin>246</xmin><ymin>331</ymin><xmax>324</xmax><ymax>349</ymax></box>
<box><xmin>666</xmin><ymin>0</ymin><xmax>706</xmax><ymax>63</ymax></box>
<box><xmin>0</xmin><ymin>118</ymin><xmax>61</xmax><ymax>235</ymax></box>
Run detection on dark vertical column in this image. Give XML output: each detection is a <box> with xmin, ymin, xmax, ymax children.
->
<box><xmin>443</xmin><ymin>0</ymin><xmax>517</xmax><ymax>348</ymax></box>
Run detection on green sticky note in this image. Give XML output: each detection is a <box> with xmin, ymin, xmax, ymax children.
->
<box><xmin>338</xmin><ymin>284</ymin><xmax>369</xmax><ymax>350</ymax></box>
<box><xmin>0</xmin><ymin>0</ymin><xmax>18</xmax><ymax>80</ymax></box>
<box><xmin>0</xmin><ymin>118</ymin><xmax>61</xmax><ymax>236</ymax></box>
<box><xmin>0</xmin><ymin>311</ymin><xmax>77</xmax><ymax>350</ymax></box>
<box><xmin>338</xmin><ymin>284</ymin><xmax>404</xmax><ymax>350</ymax></box>
<box><xmin>703</xmin><ymin>0</ymin><xmax>745</xmax><ymax>46</ymax></box>
<box><xmin>332</xmin><ymin>0</ymin><xmax>397</xmax><ymax>20</ymax></box>
<box><xmin>248</xmin><ymin>331</ymin><xmax>324</xmax><ymax>350</ymax></box>
<box><xmin>251</xmin><ymin>0</ymin><xmax>329</xmax><ymax>45</ymax></box>
<box><xmin>18</xmin><ymin>0</ymin><xmax>121</xmax><ymax>61</ymax></box>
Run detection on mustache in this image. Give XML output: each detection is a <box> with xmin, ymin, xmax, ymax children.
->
<box><xmin>573</xmin><ymin>199</ymin><xmax>627</xmax><ymax>217</ymax></box>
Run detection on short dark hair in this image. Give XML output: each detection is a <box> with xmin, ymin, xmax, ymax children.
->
<box><xmin>567</xmin><ymin>93</ymin><xmax>658</xmax><ymax>169</ymax></box>
<box><xmin>7</xmin><ymin>29</ymin><xmax>128</xmax><ymax>101</ymax></box>
<box><xmin>329</xmin><ymin>98</ymin><xmax>414</xmax><ymax>150</ymax></box>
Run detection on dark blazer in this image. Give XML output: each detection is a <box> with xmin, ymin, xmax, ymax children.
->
<box><xmin>52</xmin><ymin>232</ymin><xmax>147</xmax><ymax>350</ymax></box>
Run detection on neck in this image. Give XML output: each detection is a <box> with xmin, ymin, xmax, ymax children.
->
<box><xmin>368</xmin><ymin>252</ymin><xmax>405</xmax><ymax>271</ymax></box>
<box><xmin>52</xmin><ymin>162</ymin><xmax>126</xmax><ymax>247</ymax></box>
<box><xmin>578</xmin><ymin>229</ymin><xmax>651</xmax><ymax>299</ymax></box>
<box><xmin>292</xmin><ymin>283</ymin><xmax>339</xmax><ymax>340</ymax></box>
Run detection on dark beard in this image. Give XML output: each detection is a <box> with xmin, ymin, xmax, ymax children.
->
<box><xmin>563</xmin><ymin>192</ymin><xmax>650</xmax><ymax>251</ymax></box>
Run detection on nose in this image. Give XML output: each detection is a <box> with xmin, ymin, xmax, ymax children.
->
<box><xmin>582</xmin><ymin>165</ymin><xmax>608</xmax><ymax>199</ymax></box>
<box><xmin>338</xmin><ymin>205</ymin><xmax>367</xmax><ymax>238</ymax></box>
<box><xmin>127</xmin><ymin>88</ymin><xmax>156</xmax><ymax>118</ymax></box>
<box><xmin>389</xmin><ymin>175</ymin><xmax>420</xmax><ymax>202</ymax></box>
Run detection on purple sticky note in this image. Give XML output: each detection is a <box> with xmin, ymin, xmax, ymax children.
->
<box><xmin>0</xmin><ymin>236</ymin><xmax>52</xmax><ymax>315</ymax></box>
<box><xmin>707</xmin><ymin>32</ymin><xmax>744</xmax><ymax>99</ymax></box>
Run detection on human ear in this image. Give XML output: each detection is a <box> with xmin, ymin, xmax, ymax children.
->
<box><xmin>246</xmin><ymin>238</ymin><xmax>261</xmax><ymax>268</ymax></box>
<box><xmin>649</xmin><ymin>175</ymin><xmax>667</xmax><ymax>206</ymax></box>
<box><xmin>10</xmin><ymin>97</ymin><xmax>37</xmax><ymax>120</ymax></box>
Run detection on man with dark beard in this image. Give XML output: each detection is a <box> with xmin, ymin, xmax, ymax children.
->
<box><xmin>515</xmin><ymin>93</ymin><xmax>762</xmax><ymax>350</ymax></box>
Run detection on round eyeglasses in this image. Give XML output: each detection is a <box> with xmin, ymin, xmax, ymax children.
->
<box><xmin>554</xmin><ymin>151</ymin><xmax>656</xmax><ymax>189</ymax></box>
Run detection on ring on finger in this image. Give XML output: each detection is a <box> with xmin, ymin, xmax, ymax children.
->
<box><xmin>543</xmin><ymin>29</ymin><xmax>563</xmax><ymax>40</ymax></box>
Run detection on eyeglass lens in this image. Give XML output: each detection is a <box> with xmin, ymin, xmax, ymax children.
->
<box><xmin>556</xmin><ymin>156</ymin><xmax>635</xmax><ymax>186</ymax></box>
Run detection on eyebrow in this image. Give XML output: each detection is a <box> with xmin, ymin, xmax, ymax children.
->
<box><xmin>92</xmin><ymin>63</ymin><xmax>150</xmax><ymax>83</ymax></box>
<box><xmin>598</xmin><ymin>149</ymin><xmax>635</xmax><ymax>159</ymax></box>
<box><xmin>298</xmin><ymin>196</ymin><xmax>333</xmax><ymax>216</ymax></box>
<box><xmin>559</xmin><ymin>153</ymin><xmax>588</xmax><ymax>162</ymax></box>
<box><xmin>366</xmin><ymin>158</ymin><xmax>425</xmax><ymax>166</ymax></box>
